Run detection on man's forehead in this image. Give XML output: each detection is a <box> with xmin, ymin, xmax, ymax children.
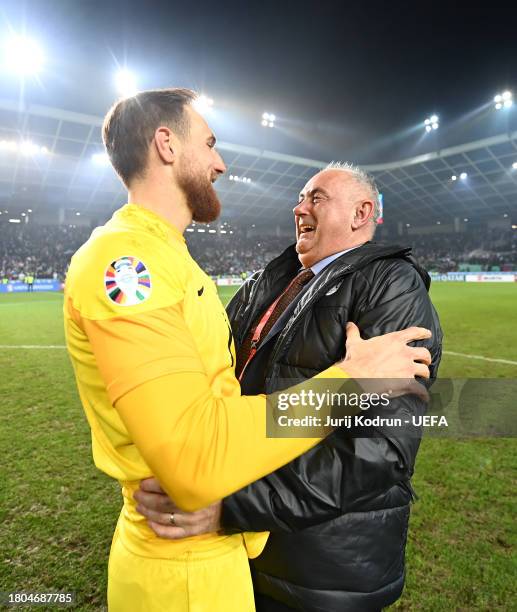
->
<box><xmin>187</xmin><ymin>105</ymin><xmax>214</xmax><ymax>137</ymax></box>
<box><xmin>301</xmin><ymin>169</ymin><xmax>349</xmax><ymax>194</ymax></box>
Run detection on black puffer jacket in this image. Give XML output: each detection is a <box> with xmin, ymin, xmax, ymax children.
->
<box><xmin>222</xmin><ymin>242</ymin><xmax>442</xmax><ymax>612</ymax></box>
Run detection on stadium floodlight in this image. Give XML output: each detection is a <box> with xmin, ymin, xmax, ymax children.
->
<box><xmin>0</xmin><ymin>140</ymin><xmax>18</xmax><ymax>151</ymax></box>
<box><xmin>464</xmin><ymin>218</ymin><xmax>469</xmax><ymax>222</ymax></box>
<box><xmin>424</xmin><ymin>114</ymin><xmax>439</xmax><ymax>132</ymax></box>
<box><xmin>76</xmin><ymin>212</ymin><xmax>81</xmax><ymax>216</ymax></box>
<box><xmin>115</xmin><ymin>69</ymin><xmax>137</xmax><ymax>98</ymax></box>
<box><xmin>2</xmin><ymin>35</ymin><xmax>44</xmax><ymax>75</ymax></box>
<box><xmin>436</xmin><ymin>221</ymin><xmax>441</xmax><ymax>225</ymax></box>
<box><xmin>261</xmin><ymin>112</ymin><xmax>275</xmax><ymax>127</ymax></box>
<box><xmin>512</xmin><ymin>162</ymin><xmax>517</xmax><ymax>170</ymax></box>
<box><xmin>20</xmin><ymin>140</ymin><xmax>40</xmax><ymax>155</ymax></box>
<box><xmin>229</xmin><ymin>175</ymin><xmax>252</xmax><ymax>183</ymax></box>
<box><xmin>451</xmin><ymin>175</ymin><xmax>457</xmax><ymax>181</ymax></box>
<box><xmin>27</xmin><ymin>209</ymin><xmax>32</xmax><ymax>212</ymax></box>
<box><xmin>494</xmin><ymin>90</ymin><xmax>513</xmax><ymax>110</ymax></box>
<box><xmin>460</xmin><ymin>172</ymin><xmax>468</xmax><ymax>180</ymax></box>
<box><xmin>193</xmin><ymin>95</ymin><xmax>214</xmax><ymax>114</ymax></box>
<box><xmin>92</xmin><ymin>152</ymin><xmax>110</xmax><ymax>165</ymax></box>
<box><xmin>8</xmin><ymin>218</ymin><xmax>21</xmax><ymax>223</ymax></box>
<box><xmin>0</xmin><ymin>139</ymin><xmax>48</xmax><ymax>155</ymax></box>
<box><xmin>503</xmin><ymin>213</ymin><xmax>508</xmax><ymax>218</ymax></box>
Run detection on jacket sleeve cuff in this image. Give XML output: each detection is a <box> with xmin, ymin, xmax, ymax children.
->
<box><xmin>221</xmin><ymin>494</ymin><xmax>250</xmax><ymax>532</ymax></box>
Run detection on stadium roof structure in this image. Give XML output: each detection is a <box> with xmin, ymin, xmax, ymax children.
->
<box><xmin>0</xmin><ymin>99</ymin><xmax>516</xmax><ymax>228</ymax></box>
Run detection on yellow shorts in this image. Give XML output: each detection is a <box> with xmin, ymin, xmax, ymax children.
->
<box><xmin>107</xmin><ymin>528</ymin><xmax>256</xmax><ymax>612</ymax></box>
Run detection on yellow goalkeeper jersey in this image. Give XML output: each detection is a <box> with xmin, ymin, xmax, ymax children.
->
<box><xmin>64</xmin><ymin>203</ymin><xmax>344</xmax><ymax>560</ymax></box>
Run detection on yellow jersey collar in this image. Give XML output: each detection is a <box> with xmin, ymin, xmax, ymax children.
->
<box><xmin>116</xmin><ymin>204</ymin><xmax>186</xmax><ymax>244</ymax></box>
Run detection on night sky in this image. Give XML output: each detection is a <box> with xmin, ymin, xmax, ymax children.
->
<box><xmin>1</xmin><ymin>0</ymin><xmax>516</xmax><ymax>164</ymax></box>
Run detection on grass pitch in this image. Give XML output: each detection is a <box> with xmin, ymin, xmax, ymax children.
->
<box><xmin>1</xmin><ymin>283</ymin><xmax>516</xmax><ymax>610</ymax></box>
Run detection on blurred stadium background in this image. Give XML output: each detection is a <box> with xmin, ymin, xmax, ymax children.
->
<box><xmin>0</xmin><ymin>99</ymin><xmax>516</xmax><ymax>281</ymax></box>
<box><xmin>0</xmin><ymin>3</ymin><xmax>515</xmax><ymax>611</ymax></box>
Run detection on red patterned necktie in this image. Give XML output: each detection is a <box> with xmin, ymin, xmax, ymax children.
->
<box><xmin>236</xmin><ymin>268</ymin><xmax>315</xmax><ymax>378</ymax></box>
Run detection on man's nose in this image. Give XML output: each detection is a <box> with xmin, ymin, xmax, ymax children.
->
<box><xmin>214</xmin><ymin>151</ymin><xmax>226</xmax><ymax>175</ymax></box>
<box><xmin>293</xmin><ymin>199</ymin><xmax>311</xmax><ymax>216</ymax></box>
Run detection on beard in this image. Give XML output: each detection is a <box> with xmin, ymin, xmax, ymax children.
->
<box><xmin>177</xmin><ymin>156</ymin><xmax>222</xmax><ymax>223</ymax></box>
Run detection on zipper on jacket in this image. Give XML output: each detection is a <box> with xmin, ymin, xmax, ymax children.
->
<box><xmin>267</xmin><ymin>264</ymin><xmax>354</xmax><ymax>368</ymax></box>
<box><xmin>401</xmin><ymin>479</ymin><xmax>419</xmax><ymax>503</ymax></box>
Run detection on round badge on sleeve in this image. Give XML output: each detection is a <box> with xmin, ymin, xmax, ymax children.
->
<box><xmin>105</xmin><ymin>256</ymin><xmax>152</xmax><ymax>306</ymax></box>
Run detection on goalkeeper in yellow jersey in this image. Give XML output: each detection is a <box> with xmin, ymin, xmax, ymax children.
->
<box><xmin>64</xmin><ymin>88</ymin><xmax>432</xmax><ymax>611</ymax></box>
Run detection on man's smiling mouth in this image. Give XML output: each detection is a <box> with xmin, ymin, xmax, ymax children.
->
<box><xmin>299</xmin><ymin>223</ymin><xmax>316</xmax><ymax>235</ymax></box>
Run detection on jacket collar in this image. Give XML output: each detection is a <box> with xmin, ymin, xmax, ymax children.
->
<box><xmin>261</xmin><ymin>241</ymin><xmax>429</xmax><ymax>289</ymax></box>
<box><xmin>261</xmin><ymin>241</ymin><xmax>430</xmax><ymax>372</ymax></box>
<box><xmin>240</xmin><ymin>241</ymin><xmax>430</xmax><ymax>347</ymax></box>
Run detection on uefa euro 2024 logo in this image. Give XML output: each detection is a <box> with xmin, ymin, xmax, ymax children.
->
<box><xmin>105</xmin><ymin>256</ymin><xmax>152</xmax><ymax>306</ymax></box>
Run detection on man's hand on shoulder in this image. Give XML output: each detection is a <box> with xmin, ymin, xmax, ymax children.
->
<box><xmin>335</xmin><ymin>322</ymin><xmax>432</xmax><ymax>400</ymax></box>
<box><xmin>134</xmin><ymin>478</ymin><xmax>222</xmax><ymax>539</ymax></box>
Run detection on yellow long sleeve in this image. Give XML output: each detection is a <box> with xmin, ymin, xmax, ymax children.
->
<box><xmin>82</xmin><ymin>302</ymin><xmax>345</xmax><ymax>511</ymax></box>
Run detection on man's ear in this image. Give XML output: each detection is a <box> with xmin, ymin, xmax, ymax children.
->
<box><xmin>352</xmin><ymin>200</ymin><xmax>374</xmax><ymax>230</ymax></box>
<box><xmin>153</xmin><ymin>127</ymin><xmax>176</xmax><ymax>164</ymax></box>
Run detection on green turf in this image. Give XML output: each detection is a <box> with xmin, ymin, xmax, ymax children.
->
<box><xmin>0</xmin><ymin>284</ymin><xmax>515</xmax><ymax>610</ymax></box>
<box><xmin>429</xmin><ymin>282</ymin><xmax>517</xmax><ymax>377</ymax></box>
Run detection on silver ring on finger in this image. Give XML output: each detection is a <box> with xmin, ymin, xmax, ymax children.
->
<box><xmin>168</xmin><ymin>513</ymin><xmax>176</xmax><ymax>526</ymax></box>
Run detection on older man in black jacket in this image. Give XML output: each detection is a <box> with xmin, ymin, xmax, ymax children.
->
<box><xmin>136</xmin><ymin>162</ymin><xmax>442</xmax><ymax>611</ymax></box>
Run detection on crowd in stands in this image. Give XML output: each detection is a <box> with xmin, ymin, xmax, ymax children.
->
<box><xmin>186</xmin><ymin>232</ymin><xmax>288</xmax><ymax>276</ymax></box>
<box><xmin>0</xmin><ymin>222</ymin><xmax>515</xmax><ymax>280</ymax></box>
<box><xmin>0</xmin><ymin>224</ymin><xmax>91</xmax><ymax>281</ymax></box>
<box><xmin>408</xmin><ymin>228</ymin><xmax>516</xmax><ymax>273</ymax></box>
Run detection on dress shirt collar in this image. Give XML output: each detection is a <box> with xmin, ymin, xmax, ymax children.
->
<box><xmin>308</xmin><ymin>244</ymin><xmax>363</xmax><ymax>276</ymax></box>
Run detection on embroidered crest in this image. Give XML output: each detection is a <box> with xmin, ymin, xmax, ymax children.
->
<box><xmin>105</xmin><ymin>256</ymin><xmax>152</xmax><ymax>305</ymax></box>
